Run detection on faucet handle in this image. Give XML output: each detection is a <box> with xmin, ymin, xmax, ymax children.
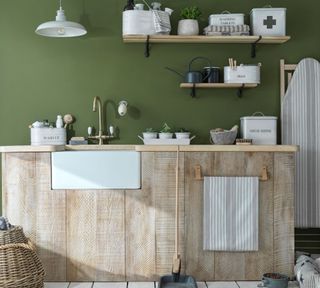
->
<box><xmin>88</xmin><ymin>126</ymin><xmax>93</xmax><ymax>136</ymax></box>
<box><xmin>109</xmin><ymin>125</ymin><xmax>115</xmax><ymax>137</ymax></box>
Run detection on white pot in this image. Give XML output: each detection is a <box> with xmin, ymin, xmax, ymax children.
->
<box><xmin>178</xmin><ymin>19</ymin><xmax>199</xmax><ymax>36</ymax></box>
<box><xmin>175</xmin><ymin>132</ymin><xmax>191</xmax><ymax>139</ymax></box>
<box><xmin>159</xmin><ymin>133</ymin><xmax>173</xmax><ymax>139</ymax></box>
<box><xmin>143</xmin><ymin>132</ymin><xmax>158</xmax><ymax>139</ymax></box>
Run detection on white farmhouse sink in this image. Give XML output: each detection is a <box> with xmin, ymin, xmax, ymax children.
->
<box><xmin>51</xmin><ymin>151</ymin><xmax>141</xmax><ymax>190</ymax></box>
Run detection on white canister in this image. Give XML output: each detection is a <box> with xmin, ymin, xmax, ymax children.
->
<box><xmin>31</xmin><ymin>128</ymin><xmax>66</xmax><ymax>146</ymax></box>
<box><xmin>250</xmin><ymin>8</ymin><xmax>286</xmax><ymax>36</ymax></box>
<box><xmin>224</xmin><ymin>65</ymin><xmax>260</xmax><ymax>84</ymax></box>
<box><xmin>240</xmin><ymin>113</ymin><xmax>277</xmax><ymax>145</ymax></box>
<box><xmin>209</xmin><ymin>12</ymin><xmax>244</xmax><ymax>26</ymax></box>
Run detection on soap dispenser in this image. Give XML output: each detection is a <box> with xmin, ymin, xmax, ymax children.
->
<box><xmin>56</xmin><ymin>115</ymin><xmax>64</xmax><ymax>128</ymax></box>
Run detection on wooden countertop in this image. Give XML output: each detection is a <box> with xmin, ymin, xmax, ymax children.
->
<box><xmin>0</xmin><ymin>145</ymin><xmax>299</xmax><ymax>153</ymax></box>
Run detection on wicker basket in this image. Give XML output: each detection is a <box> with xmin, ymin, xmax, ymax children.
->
<box><xmin>0</xmin><ymin>226</ymin><xmax>28</xmax><ymax>245</ymax></box>
<box><xmin>0</xmin><ymin>227</ymin><xmax>45</xmax><ymax>288</ymax></box>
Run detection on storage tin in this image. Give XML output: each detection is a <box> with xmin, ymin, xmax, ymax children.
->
<box><xmin>224</xmin><ymin>65</ymin><xmax>260</xmax><ymax>84</ymax></box>
<box><xmin>31</xmin><ymin>128</ymin><xmax>66</xmax><ymax>146</ymax></box>
<box><xmin>250</xmin><ymin>8</ymin><xmax>286</xmax><ymax>36</ymax></box>
<box><xmin>240</xmin><ymin>113</ymin><xmax>277</xmax><ymax>145</ymax></box>
<box><xmin>209</xmin><ymin>12</ymin><xmax>244</xmax><ymax>26</ymax></box>
<box><xmin>123</xmin><ymin>10</ymin><xmax>171</xmax><ymax>35</ymax></box>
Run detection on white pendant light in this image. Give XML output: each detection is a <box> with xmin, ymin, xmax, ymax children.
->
<box><xmin>35</xmin><ymin>0</ymin><xmax>87</xmax><ymax>38</ymax></box>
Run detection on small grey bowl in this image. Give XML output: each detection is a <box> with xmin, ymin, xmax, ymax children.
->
<box><xmin>210</xmin><ymin>130</ymin><xmax>238</xmax><ymax>145</ymax></box>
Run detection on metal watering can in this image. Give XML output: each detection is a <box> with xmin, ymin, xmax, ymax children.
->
<box><xmin>166</xmin><ymin>57</ymin><xmax>212</xmax><ymax>83</ymax></box>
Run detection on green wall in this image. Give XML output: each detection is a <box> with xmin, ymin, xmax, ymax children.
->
<box><xmin>0</xmin><ymin>0</ymin><xmax>319</xmax><ymax>212</ymax></box>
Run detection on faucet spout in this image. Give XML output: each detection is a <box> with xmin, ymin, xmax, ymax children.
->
<box><xmin>90</xmin><ymin>96</ymin><xmax>114</xmax><ymax>145</ymax></box>
<box><xmin>93</xmin><ymin>96</ymin><xmax>103</xmax><ymax>144</ymax></box>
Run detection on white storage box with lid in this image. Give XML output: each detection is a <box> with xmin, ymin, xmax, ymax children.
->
<box><xmin>224</xmin><ymin>64</ymin><xmax>261</xmax><ymax>84</ymax></box>
<box><xmin>31</xmin><ymin>128</ymin><xmax>66</xmax><ymax>146</ymax></box>
<box><xmin>250</xmin><ymin>8</ymin><xmax>286</xmax><ymax>36</ymax></box>
<box><xmin>240</xmin><ymin>112</ymin><xmax>277</xmax><ymax>145</ymax></box>
<box><xmin>209</xmin><ymin>12</ymin><xmax>244</xmax><ymax>26</ymax></box>
<box><xmin>123</xmin><ymin>10</ymin><xmax>171</xmax><ymax>35</ymax></box>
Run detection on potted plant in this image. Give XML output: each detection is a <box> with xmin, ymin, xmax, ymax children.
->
<box><xmin>178</xmin><ymin>6</ymin><xmax>201</xmax><ymax>36</ymax></box>
<box><xmin>159</xmin><ymin>123</ymin><xmax>173</xmax><ymax>139</ymax></box>
<box><xmin>143</xmin><ymin>128</ymin><xmax>158</xmax><ymax>139</ymax></box>
<box><xmin>175</xmin><ymin>128</ymin><xmax>191</xmax><ymax>139</ymax></box>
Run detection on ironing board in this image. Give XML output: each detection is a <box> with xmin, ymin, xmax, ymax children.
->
<box><xmin>281</xmin><ymin>58</ymin><xmax>320</xmax><ymax>228</ymax></box>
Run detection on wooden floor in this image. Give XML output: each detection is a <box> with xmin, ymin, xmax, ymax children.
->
<box><xmin>44</xmin><ymin>281</ymin><xmax>299</xmax><ymax>288</ymax></box>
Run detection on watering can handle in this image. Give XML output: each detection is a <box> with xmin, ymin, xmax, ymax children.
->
<box><xmin>189</xmin><ymin>57</ymin><xmax>213</xmax><ymax>82</ymax></box>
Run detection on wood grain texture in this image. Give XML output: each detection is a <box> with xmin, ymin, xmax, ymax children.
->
<box><xmin>2</xmin><ymin>153</ymin><xmax>67</xmax><ymax>281</ymax></box>
<box><xmin>35</xmin><ymin>153</ymin><xmax>67</xmax><ymax>281</ymax></box>
<box><xmin>67</xmin><ymin>190</ymin><xmax>125</xmax><ymax>281</ymax></box>
<box><xmin>123</xmin><ymin>35</ymin><xmax>291</xmax><ymax>44</ymax></box>
<box><xmin>184</xmin><ymin>152</ymin><xmax>215</xmax><ymax>280</ymax></box>
<box><xmin>153</xmin><ymin>152</ymin><xmax>185</xmax><ymax>276</ymax></box>
<box><xmin>126</xmin><ymin>152</ymin><xmax>156</xmax><ymax>281</ymax></box>
<box><xmin>273</xmin><ymin>153</ymin><xmax>295</xmax><ymax>277</ymax></box>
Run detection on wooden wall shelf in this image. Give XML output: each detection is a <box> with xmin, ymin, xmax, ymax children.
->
<box><xmin>123</xmin><ymin>35</ymin><xmax>291</xmax><ymax>44</ymax></box>
<box><xmin>180</xmin><ymin>83</ymin><xmax>258</xmax><ymax>97</ymax></box>
<box><xmin>180</xmin><ymin>83</ymin><xmax>258</xmax><ymax>89</ymax></box>
<box><xmin>123</xmin><ymin>35</ymin><xmax>291</xmax><ymax>58</ymax></box>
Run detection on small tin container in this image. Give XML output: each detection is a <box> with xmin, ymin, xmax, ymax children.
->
<box><xmin>203</xmin><ymin>67</ymin><xmax>220</xmax><ymax>83</ymax></box>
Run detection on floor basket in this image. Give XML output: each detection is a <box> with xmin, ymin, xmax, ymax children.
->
<box><xmin>0</xmin><ymin>227</ymin><xmax>45</xmax><ymax>288</ymax></box>
<box><xmin>0</xmin><ymin>226</ymin><xmax>28</xmax><ymax>245</ymax></box>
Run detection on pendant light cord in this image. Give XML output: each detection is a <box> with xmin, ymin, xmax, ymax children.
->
<box><xmin>59</xmin><ymin>0</ymin><xmax>62</xmax><ymax>10</ymax></box>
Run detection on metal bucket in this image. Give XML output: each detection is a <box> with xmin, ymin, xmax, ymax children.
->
<box><xmin>158</xmin><ymin>275</ymin><xmax>198</xmax><ymax>288</ymax></box>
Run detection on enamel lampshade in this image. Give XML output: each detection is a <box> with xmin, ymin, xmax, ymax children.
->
<box><xmin>35</xmin><ymin>1</ymin><xmax>87</xmax><ymax>38</ymax></box>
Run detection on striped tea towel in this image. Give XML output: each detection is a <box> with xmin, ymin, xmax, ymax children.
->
<box><xmin>204</xmin><ymin>24</ymin><xmax>250</xmax><ymax>34</ymax></box>
<box><xmin>205</xmin><ymin>31</ymin><xmax>250</xmax><ymax>36</ymax></box>
<box><xmin>203</xmin><ymin>177</ymin><xmax>259</xmax><ymax>251</ymax></box>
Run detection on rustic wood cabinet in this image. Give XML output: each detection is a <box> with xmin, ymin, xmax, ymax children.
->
<box><xmin>1</xmin><ymin>147</ymin><xmax>296</xmax><ymax>281</ymax></box>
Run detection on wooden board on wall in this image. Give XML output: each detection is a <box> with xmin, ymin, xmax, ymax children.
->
<box><xmin>2</xmin><ymin>153</ymin><xmax>67</xmax><ymax>281</ymax></box>
<box><xmin>125</xmin><ymin>152</ymin><xmax>156</xmax><ymax>281</ymax></box>
<box><xmin>184</xmin><ymin>152</ymin><xmax>215</xmax><ymax>280</ymax></box>
<box><xmin>66</xmin><ymin>189</ymin><xmax>125</xmax><ymax>281</ymax></box>
<box><xmin>273</xmin><ymin>153</ymin><xmax>295</xmax><ymax>277</ymax></box>
<box><xmin>153</xmin><ymin>152</ymin><xmax>185</xmax><ymax>277</ymax></box>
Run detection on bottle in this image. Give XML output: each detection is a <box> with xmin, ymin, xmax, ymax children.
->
<box><xmin>56</xmin><ymin>115</ymin><xmax>64</xmax><ymax>128</ymax></box>
<box><xmin>123</xmin><ymin>0</ymin><xmax>135</xmax><ymax>11</ymax></box>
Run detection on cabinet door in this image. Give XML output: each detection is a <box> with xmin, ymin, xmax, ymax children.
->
<box><xmin>184</xmin><ymin>152</ymin><xmax>274</xmax><ymax>280</ymax></box>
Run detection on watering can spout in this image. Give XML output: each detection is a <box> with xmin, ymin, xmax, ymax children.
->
<box><xmin>165</xmin><ymin>67</ymin><xmax>185</xmax><ymax>79</ymax></box>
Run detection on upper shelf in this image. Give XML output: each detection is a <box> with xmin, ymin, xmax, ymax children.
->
<box><xmin>123</xmin><ymin>35</ymin><xmax>291</xmax><ymax>44</ymax></box>
<box><xmin>123</xmin><ymin>35</ymin><xmax>291</xmax><ymax>58</ymax></box>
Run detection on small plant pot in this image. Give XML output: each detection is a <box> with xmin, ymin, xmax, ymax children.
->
<box><xmin>178</xmin><ymin>19</ymin><xmax>199</xmax><ymax>36</ymax></box>
<box><xmin>175</xmin><ymin>132</ymin><xmax>191</xmax><ymax>139</ymax></box>
<box><xmin>159</xmin><ymin>133</ymin><xmax>173</xmax><ymax>139</ymax></box>
<box><xmin>143</xmin><ymin>132</ymin><xmax>158</xmax><ymax>139</ymax></box>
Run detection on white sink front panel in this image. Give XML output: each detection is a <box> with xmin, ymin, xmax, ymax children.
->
<box><xmin>51</xmin><ymin>151</ymin><xmax>141</xmax><ymax>190</ymax></box>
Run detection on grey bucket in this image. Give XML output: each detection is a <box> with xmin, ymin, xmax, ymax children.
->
<box><xmin>158</xmin><ymin>275</ymin><xmax>198</xmax><ymax>288</ymax></box>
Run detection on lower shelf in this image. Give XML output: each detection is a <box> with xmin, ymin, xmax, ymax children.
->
<box><xmin>180</xmin><ymin>83</ymin><xmax>258</xmax><ymax>97</ymax></box>
<box><xmin>180</xmin><ymin>83</ymin><xmax>258</xmax><ymax>89</ymax></box>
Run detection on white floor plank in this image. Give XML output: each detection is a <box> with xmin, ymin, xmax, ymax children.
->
<box><xmin>44</xmin><ymin>283</ymin><xmax>70</xmax><ymax>288</ymax></box>
<box><xmin>128</xmin><ymin>282</ymin><xmax>155</xmax><ymax>288</ymax></box>
<box><xmin>236</xmin><ymin>281</ymin><xmax>260</xmax><ymax>288</ymax></box>
<box><xmin>207</xmin><ymin>282</ymin><xmax>238</xmax><ymax>288</ymax></box>
<box><xmin>93</xmin><ymin>283</ymin><xmax>127</xmax><ymax>288</ymax></box>
<box><xmin>197</xmin><ymin>282</ymin><xmax>207</xmax><ymax>288</ymax></box>
<box><xmin>69</xmin><ymin>283</ymin><xmax>93</xmax><ymax>288</ymax></box>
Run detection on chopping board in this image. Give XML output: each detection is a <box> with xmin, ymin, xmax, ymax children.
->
<box><xmin>282</xmin><ymin>58</ymin><xmax>320</xmax><ymax>228</ymax></box>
